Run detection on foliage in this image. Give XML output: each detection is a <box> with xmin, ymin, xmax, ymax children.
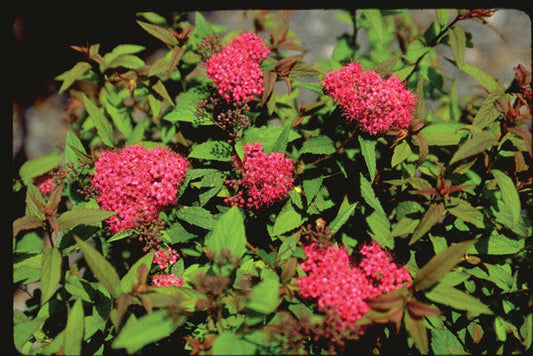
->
<box><xmin>12</xmin><ymin>9</ymin><xmax>532</xmax><ymax>355</ymax></box>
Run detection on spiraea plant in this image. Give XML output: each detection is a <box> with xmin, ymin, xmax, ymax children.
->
<box><xmin>12</xmin><ymin>9</ymin><xmax>532</xmax><ymax>355</ymax></box>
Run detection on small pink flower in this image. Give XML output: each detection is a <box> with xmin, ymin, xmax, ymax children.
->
<box><xmin>153</xmin><ymin>247</ymin><xmax>180</xmax><ymax>270</ymax></box>
<box><xmin>151</xmin><ymin>273</ymin><xmax>184</xmax><ymax>287</ymax></box>
<box><xmin>322</xmin><ymin>61</ymin><xmax>416</xmax><ymax>135</ymax></box>
<box><xmin>91</xmin><ymin>145</ymin><xmax>189</xmax><ymax>234</ymax></box>
<box><xmin>224</xmin><ymin>142</ymin><xmax>294</xmax><ymax>209</ymax></box>
<box><xmin>35</xmin><ymin>173</ymin><xmax>56</xmax><ymax>195</ymax></box>
<box><xmin>205</xmin><ymin>31</ymin><xmax>270</xmax><ymax>103</ymax></box>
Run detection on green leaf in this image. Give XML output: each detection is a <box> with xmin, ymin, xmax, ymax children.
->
<box><xmin>63</xmin><ymin>299</ymin><xmax>84</xmax><ymax>356</ymax></box>
<box><xmin>120</xmin><ymin>252</ymin><xmax>154</xmax><ymax>294</ymax></box>
<box><xmin>74</xmin><ymin>236</ymin><xmax>121</xmax><ymax>298</ymax></box>
<box><xmin>389</xmin><ymin>217</ymin><xmax>418</xmax><ymax>238</ymax></box>
<box><xmin>299</xmin><ymin>136</ymin><xmax>336</xmax><ymax>155</ymax></box>
<box><xmin>361</xmin><ymin>9</ymin><xmax>386</xmax><ymax>44</ymax></box>
<box><xmin>137</xmin><ymin>20</ymin><xmax>178</xmax><ymax>46</ymax></box>
<box><xmin>164</xmin><ymin>221</ymin><xmax>196</xmax><ymax>244</ymax></box>
<box><xmin>247</xmin><ymin>274</ymin><xmax>280</xmax><ymax>314</ymax></box>
<box><xmin>404</xmin><ymin>309</ymin><xmax>429</xmax><ymax>355</ymax></box>
<box><xmin>414</xmin><ymin>239</ymin><xmax>476</xmax><ymax>291</ymax></box>
<box><xmin>13</xmin><ymin>318</ymin><xmax>44</xmax><ymax>350</ymax></box>
<box><xmin>13</xmin><ymin>215</ymin><xmax>43</xmax><ymax>238</ymax></box>
<box><xmin>436</xmin><ymin>9</ymin><xmax>449</xmax><ymax>27</ymax></box>
<box><xmin>107</xmin><ymin>54</ymin><xmax>145</xmax><ymax>70</ymax></box>
<box><xmin>242</xmin><ymin>125</ymin><xmax>299</xmax><ymax>154</ymax></box>
<box><xmin>469</xmin><ymin>233</ymin><xmax>525</xmax><ymax>255</ymax></box>
<box><xmin>189</xmin><ymin>141</ymin><xmax>233</xmax><ymax>161</ymax></box>
<box><xmin>403</xmin><ymin>39</ymin><xmax>430</xmax><ymax>64</ymax></box>
<box><xmin>19</xmin><ymin>151</ymin><xmax>63</xmax><ymax>184</ymax></box>
<box><xmin>373</xmin><ymin>53</ymin><xmax>403</xmax><ymax>78</ymax></box>
<box><xmin>302</xmin><ymin>176</ymin><xmax>324</xmax><ymax>204</ymax></box>
<box><xmin>329</xmin><ymin>198</ymin><xmax>357</xmax><ymax>233</ymax></box>
<box><xmin>59</xmin><ymin>62</ymin><xmax>92</xmax><ymax>94</ymax></box>
<box><xmin>358</xmin><ymin>136</ymin><xmax>377</xmax><ymax>182</ymax></box>
<box><xmin>461</xmin><ymin>64</ymin><xmax>502</xmax><ymax>93</ymax></box>
<box><xmin>492</xmin><ymin>169</ymin><xmax>521</xmax><ymax>227</ymax></box>
<box><xmin>176</xmin><ymin>206</ymin><xmax>216</xmax><ymax>230</ymax></box>
<box><xmin>425</xmin><ymin>283</ymin><xmax>493</xmax><ymax>315</ymax></box>
<box><xmin>448</xmin><ymin>26</ymin><xmax>466</xmax><ymax>68</ymax></box>
<box><xmin>271</xmin><ymin>119</ymin><xmax>292</xmax><ymax>154</ymax></box>
<box><xmin>205</xmin><ymin>206</ymin><xmax>246</xmax><ymax>259</ymax></box>
<box><xmin>81</xmin><ymin>94</ymin><xmax>115</xmax><ymax>147</ymax></box>
<box><xmin>421</xmin><ymin>123</ymin><xmax>466</xmax><ymax>146</ymax></box>
<box><xmin>211</xmin><ymin>332</ymin><xmax>257</xmax><ymax>355</ymax></box>
<box><xmin>64</xmin><ymin>131</ymin><xmax>88</xmax><ymax>165</ymax></box>
<box><xmin>163</xmin><ymin>87</ymin><xmax>212</xmax><ymax>125</ymax></box>
<box><xmin>40</xmin><ymin>246</ymin><xmax>62</xmax><ymax>305</ymax></box>
<box><xmin>191</xmin><ymin>12</ymin><xmax>216</xmax><ymax>45</ymax></box>
<box><xmin>57</xmin><ymin>208</ymin><xmax>116</xmax><ymax>231</ymax></box>
<box><xmin>472</xmin><ymin>90</ymin><xmax>505</xmax><ymax>128</ymax></box>
<box><xmin>446</xmin><ymin>197</ymin><xmax>485</xmax><ymax>228</ymax></box>
<box><xmin>271</xmin><ymin>203</ymin><xmax>304</xmax><ymax>236</ymax></box>
<box><xmin>103</xmin><ymin>44</ymin><xmax>145</xmax><ymax>65</ymax></box>
<box><xmin>103</xmin><ymin>97</ymin><xmax>133</xmax><ymax>137</ymax></box>
<box><xmin>152</xmin><ymin>80</ymin><xmax>174</xmax><ymax>106</ymax></box>
<box><xmin>391</xmin><ymin>140</ymin><xmax>413</xmax><ymax>167</ymax></box>
<box><xmin>449</xmin><ymin>131</ymin><xmax>498</xmax><ymax>165</ymax></box>
<box><xmin>112</xmin><ymin>310</ymin><xmax>177</xmax><ymax>354</ymax></box>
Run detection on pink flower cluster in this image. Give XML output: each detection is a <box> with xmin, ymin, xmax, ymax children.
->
<box><xmin>224</xmin><ymin>142</ymin><xmax>294</xmax><ymax>210</ymax></box>
<box><xmin>151</xmin><ymin>273</ymin><xmax>184</xmax><ymax>287</ymax></box>
<box><xmin>322</xmin><ymin>61</ymin><xmax>416</xmax><ymax>135</ymax></box>
<box><xmin>91</xmin><ymin>145</ymin><xmax>189</xmax><ymax>234</ymax></box>
<box><xmin>205</xmin><ymin>31</ymin><xmax>270</xmax><ymax>103</ymax></box>
<box><xmin>153</xmin><ymin>247</ymin><xmax>180</xmax><ymax>270</ymax></box>
<box><xmin>298</xmin><ymin>241</ymin><xmax>412</xmax><ymax>331</ymax></box>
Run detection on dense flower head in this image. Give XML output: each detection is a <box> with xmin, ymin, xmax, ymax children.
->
<box><xmin>322</xmin><ymin>61</ymin><xmax>416</xmax><ymax>135</ymax></box>
<box><xmin>224</xmin><ymin>142</ymin><xmax>294</xmax><ymax>210</ymax></box>
<box><xmin>297</xmin><ymin>241</ymin><xmax>412</xmax><ymax>331</ymax></box>
<box><xmin>91</xmin><ymin>145</ymin><xmax>189</xmax><ymax>234</ymax></box>
<box><xmin>205</xmin><ymin>31</ymin><xmax>270</xmax><ymax>103</ymax></box>
<box><xmin>153</xmin><ymin>247</ymin><xmax>180</xmax><ymax>270</ymax></box>
<box><xmin>151</xmin><ymin>273</ymin><xmax>184</xmax><ymax>287</ymax></box>
<box><xmin>35</xmin><ymin>173</ymin><xmax>56</xmax><ymax>195</ymax></box>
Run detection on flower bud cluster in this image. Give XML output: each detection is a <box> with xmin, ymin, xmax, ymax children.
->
<box><xmin>91</xmin><ymin>145</ymin><xmax>189</xmax><ymax>235</ymax></box>
<box><xmin>298</xmin><ymin>241</ymin><xmax>412</xmax><ymax>331</ymax></box>
<box><xmin>224</xmin><ymin>142</ymin><xmax>294</xmax><ymax>209</ymax></box>
<box><xmin>322</xmin><ymin>61</ymin><xmax>416</xmax><ymax>135</ymax></box>
<box><xmin>205</xmin><ymin>31</ymin><xmax>270</xmax><ymax>103</ymax></box>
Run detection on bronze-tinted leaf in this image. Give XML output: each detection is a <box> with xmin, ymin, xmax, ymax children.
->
<box><xmin>13</xmin><ymin>215</ymin><xmax>43</xmax><ymax>238</ymax></box>
<box><xmin>404</xmin><ymin>309</ymin><xmax>429</xmax><ymax>354</ymax></box>
<box><xmin>406</xmin><ymin>300</ymin><xmax>443</xmax><ymax>318</ymax></box>
<box><xmin>409</xmin><ymin>202</ymin><xmax>445</xmax><ymax>245</ymax></box>
<box><xmin>413</xmin><ymin>239</ymin><xmax>476</xmax><ymax>291</ymax></box>
<box><xmin>365</xmin><ymin>287</ymin><xmax>409</xmax><ymax>311</ymax></box>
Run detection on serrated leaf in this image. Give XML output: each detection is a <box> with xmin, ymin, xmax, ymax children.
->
<box><xmin>120</xmin><ymin>252</ymin><xmax>153</xmax><ymax>293</ymax></box>
<box><xmin>64</xmin><ymin>131</ymin><xmax>88</xmax><ymax>165</ymax></box>
<box><xmin>57</xmin><ymin>208</ymin><xmax>116</xmax><ymax>231</ymax></box>
<box><xmin>74</xmin><ymin>236</ymin><xmax>121</xmax><ymax>298</ymax></box>
<box><xmin>414</xmin><ymin>239</ymin><xmax>476</xmax><ymax>291</ymax></box>
<box><xmin>137</xmin><ymin>20</ymin><xmax>178</xmax><ymax>46</ymax></box>
<box><xmin>446</xmin><ymin>197</ymin><xmax>485</xmax><ymax>228</ymax></box>
<box><xmin>107</xmin><ymin>54</ymin><xmax>145</xmax><ymax>70</ymax></box>
<box><xmin>81</xmin><ymin>94</ymin><xmax>115</xmax><ymax>147</ymax></box>
<box><xmin>425</xmin><ymin>282</ymin><xmax>493</xmax><ymax>315</ymax></box>
<box><xmin>472</xmin><ymin>90</ymin><xmax>504</xmax><ymax>128</ymax></box>
<box><xmin>247</xmin><ymin>276</ymin><xmax>280</xmax><ymax>314</ymax></box>
<box><xmin>461</xmin><ymin>63</ymin><xmax>502</xmax><ymax>93</ymax></box>
<box><xmin>19</xmin><ymin>151</ymin><xmax>63</xmax><ymax>184</ymax></box>
<box><xmin>391</xmin><ymin>140</ymin><xmax>413</xmax><ymax>167</ymax></box>
<box><xmin>272</xmin><ymin>203</ymin><xmax>304</xmax><ymax>236</ymax></box>
<box><xmin>404</xmin><ymin>309</ymin><xmax>429</xmax><ymax>355</ymax></box>
<box><xmin>421</xmin><ymin>123</ymin><xmax>466</xmax><ymax>146</ymax></box>
<box><xmin>389</xmin><ymin>217</ymin><xmax>418</xmax><ymax>238</ymax></box>
<box><xmin>40</xmin><ymin>246</ymin><xmax>62</xmax><ymax>305</ymax></box>
<box><xmin>62</xmin><ymin>299</ymin><xmax>84</xmax><ymax>356</ymax></box>
<box><xmin>358</xmin><ymin>136</ymin><xmax>377</xmax><ymax>182</ymax></box>
<box><xmin>299</xmin><ymin>136</ymin><xmax>336</xmax><ymax>155</ymax></box>
<box><xmin>205</xmin><ymin>206</ymin><xmax>246</xmax><ymax>259</ymax></box>
<box><xmin>163</xmin><ymin>87</ymin><xmax>212</xmax><ymax>125</ymax></box>
<box><xmin>448</xmin><ymin>26</ymin><xmax>466</xmax><ymax>68</ymax></box>
<box><xmin>189</xmin><ymin>141</ymin><xmax>233</xmax><ymax>161</ymax></box>
<box><xmin>103</xmin><ymin>44</ymin><xmax>145</xmax><ymax>65</ymax></box>
<box><xmin>469</xmin><ymin>233</ymin><xmax>524</xmax><ymax>255</ymax></box>
<box><xmin>112</xmin><ymin>310</ymin><xmax>177</xmax><ymax>354</ymax></box>
<box><xmin>329</xmin><ymin>199</ymin><xmax>357</xmax><ymax>233</ymax></box>
<box><xmin>152</xmin><ymin>80</ymin><xmax>174</xmax><ymax>106</ymax></box>
<box><xmin>59</xmin><ymin>62</ymin><xmax>92</xmax><ymax>94</ymax></box>
<box><xmin>361</xmin><ymin>9</ymin><xmax>386</xmax><ymax>44</ymax></box>
<box><xmin>492</xmin><ymin>169</ymin><xmax>521</xmax><ymax>227</ymax></box>
<box><xmin>373</xmin><ymin>53</ymin><xmax>403</xmax><ymax>78</ymax></box>
<box><xmin>449</xmin><ymin>131</ymin><xmax>498</xmax><ymax>165</ymax></box>
<box><xmin>13</xmin><ymin>215</ymin><xmax>43</xmax><ymax>238</ymax></box>
<box><xmin>176</xmin><ymin>206</ymin><xmax>216</xmax><ymax>230</ymax></box>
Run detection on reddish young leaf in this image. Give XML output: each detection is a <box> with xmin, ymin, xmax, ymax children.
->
<box><xmin>406</xmin><ymin>300</ymin><xmax>443</xmax><ymax>318</ymax></box>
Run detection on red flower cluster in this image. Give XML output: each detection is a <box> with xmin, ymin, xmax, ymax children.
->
<box><xmin>298</xmin><ymin>241</ymin><xmax>412</xmax><ymax>331</ymax></box>
<box><xmin>322</xmin><ymin>61</ymin><xmax>416</xmax><ymax>135</ymax></box>
<box><xmin>153</xmin><ymin>247</ymin><xmax>180</xmax><ymax>270</ymax></box>
<box><xmin>151</xmin><ymin>273</ymin><xmax>184</xmax><ymax>287</ymax></box>
<box><xmin>205</xmin><ymin>31</ymin><xmax>270</xmax><ymax>103</ymax></box>
<box><xmin>35</xmin><ymin>173</ymin><xmax>56</xmax><ymax>195</ymax></box>
<box><xmin>91</xmin><ymin>145</ymin><xmax>189</xmax><ymax>234</ymax></box>
<box><xmin>224</xmin><ymin>142</ymin><xmax>294</xmax><ymax>210</ymax></box>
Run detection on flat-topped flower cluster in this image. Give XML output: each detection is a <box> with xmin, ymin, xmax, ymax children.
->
<box><xmin>225</xmin><ymin>142</ymin><xmax>294</xmax><ymax>210</ymax></box>
<box><xmin>298</xmin><ymin>241</ymin><xmax>412</xmax><ymax>331</ymax></box>
<box><xmin>91</xmin><ymin>145</ymin><xmax>189</xmax><ymax>235</ymax></box>
<box><xmin>323</xmin><ymin>61</ymin><xmax>416</xmax><ymax>135</ymax></box>
<box><xmin>205</xmin><ymin>31</ymin><xmax>270</xmax><ymax>103</ymax></box>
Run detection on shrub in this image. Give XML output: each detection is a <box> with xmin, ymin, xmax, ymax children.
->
<box><xmin>12</xmin><ymin>9</ymin><xmax>532</xmax><ymax>355</ymax></box>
